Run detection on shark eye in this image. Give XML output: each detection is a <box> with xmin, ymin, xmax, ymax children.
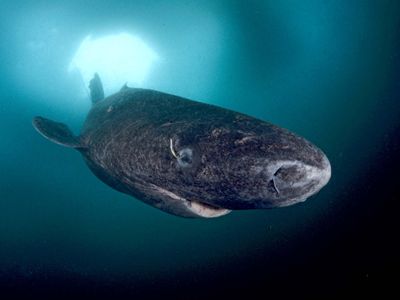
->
<box><xmin>169</xmin><ymin>138</ymin><xmax>194</xmax><ymax>168</ymax></box>
<box><xmin>177</xmin><ymin>148</ymin><xmax>193</xmax><ymax>167</ymax></box>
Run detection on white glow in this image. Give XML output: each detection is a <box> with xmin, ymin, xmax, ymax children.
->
<box><xmin>69</xmin><ymin>33</ymin><xmax>158</xmax><ymax>95</ymax></box>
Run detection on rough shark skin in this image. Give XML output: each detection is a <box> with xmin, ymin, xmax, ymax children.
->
<box><xmin>33</xmin><ymin>88</ymin><xmax>331</xmax><ymax>218</ymax></box>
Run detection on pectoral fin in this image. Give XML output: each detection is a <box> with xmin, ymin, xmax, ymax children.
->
<box><xmin>32</xmin><ymin>116</ymin><xmax>82</xmax><ymax>149</ymax></box>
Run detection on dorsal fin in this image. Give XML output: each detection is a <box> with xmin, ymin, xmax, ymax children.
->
<box><xmin>120</xmin><ymin>82</ymin><xmax>129</xmax><ymax>92</ymax></box>
<box><xmin>89</xmin><ymin>73</ymin><xmax>104</xmax><ymax>104</ymax></box>
<box><xmin>32</xmin><ymin>116</ymin><xmax>82</xmax><ymax>149</ymax></box>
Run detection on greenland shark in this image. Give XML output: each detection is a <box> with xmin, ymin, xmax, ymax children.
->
<box><xmin>32</xmin><ymin>74</ymin><xmax>331</xmax><ymax>218</ymax></box>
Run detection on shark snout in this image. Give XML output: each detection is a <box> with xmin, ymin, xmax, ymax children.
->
<box><xmin>267</xmin><ymin>153</ymin><xmax>331</xmax><ymax>207</ymax></box>
<box><xmin>312</xmin><ymin>153</ymin><xmax>331</xmax><ymax>193</ymax></box>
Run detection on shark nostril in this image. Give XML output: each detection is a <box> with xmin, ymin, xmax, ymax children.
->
<box><xmin>267</xmin><ymin>178</ymin><xmax>280</xmax><ymax>195</ymax></box>
<box><xmin>273</xmin><ymin>165</ymin><xmax>301</xmax><ymax>182</ymax></box>
<box><xmin>273</xmin><ymin>167</ymin><xmax>282</xmax><ymax>177</ymax></box>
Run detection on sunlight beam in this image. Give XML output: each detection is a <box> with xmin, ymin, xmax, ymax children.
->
<box><xmin>69</xmin><ymin>33</ymin><xmax>158</xmax><ymax>95</ymax></box>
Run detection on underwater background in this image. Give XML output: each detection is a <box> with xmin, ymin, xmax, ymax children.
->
<box><xmin>0</xmin><ymin>0</ymin><xmax>399</xmax><ymax>298</ymax></box>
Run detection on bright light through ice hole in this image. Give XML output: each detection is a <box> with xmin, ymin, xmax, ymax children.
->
<box><xmin>69</xmin><ymin>33</ymin><xmax>158</xmax><ymax>95</ymax></box>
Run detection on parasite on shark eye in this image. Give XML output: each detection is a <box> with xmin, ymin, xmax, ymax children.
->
<box><xmin>169</xmin><ymin>138</ymin><xmax>179</xmax><ymax>159</ymax></box>
<box><xmin>169</xmin><ymin>138</ymin><xmax>193</xmax><ymax>167</ymax></box>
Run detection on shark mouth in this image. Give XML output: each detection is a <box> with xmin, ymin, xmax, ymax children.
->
<box><xmin>186</xmin><ymin>200</ymin><xmax>231</xmax><ymax>218</ymax></box>
<box><xmin>151</xmin><ymin>184</ymin><xmax>231</xmax><ymax>218</ymax></box>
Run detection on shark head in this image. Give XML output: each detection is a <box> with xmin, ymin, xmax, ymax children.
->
<box><xmin>164</xmin><ymin>114</ymin><xmax>331</xmax><ymax>215</ymax></box>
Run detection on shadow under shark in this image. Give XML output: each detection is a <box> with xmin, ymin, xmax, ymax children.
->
<box><xmin>33</xmin><ymin>74</ymin><xmax>331</xmax><ymax>218</ymax></box>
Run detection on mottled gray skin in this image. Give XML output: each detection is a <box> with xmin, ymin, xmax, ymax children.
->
<box><xmin>33</xmin><ymin>88</ymin><xmax>331</xmax><ymax>218</ymax></box>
